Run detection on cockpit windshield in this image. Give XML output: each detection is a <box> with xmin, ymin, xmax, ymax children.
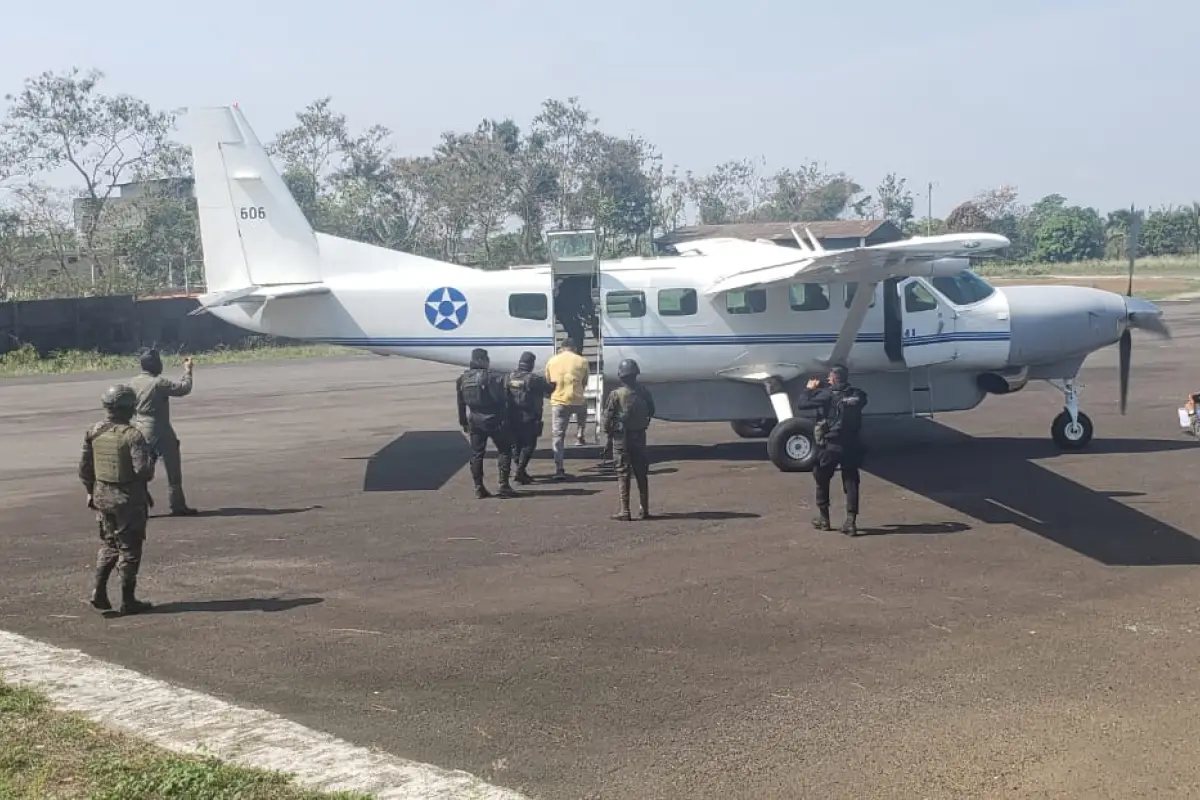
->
<box><xmin>930</xmin><ymin>270</ymin><xmax>996</xmax><ymax>306</ymax></box>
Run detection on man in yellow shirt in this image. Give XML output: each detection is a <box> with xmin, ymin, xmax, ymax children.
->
<box><xmin>544</xmin><ymin>338</ymin><xmax>591</xmax><ymax>479</ymax></box>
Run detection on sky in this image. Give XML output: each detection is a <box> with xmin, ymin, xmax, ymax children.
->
<box><xmin>0</xmin><ymin>0</ymin><xmax>1195</xmax><ymax>218</ymax></box>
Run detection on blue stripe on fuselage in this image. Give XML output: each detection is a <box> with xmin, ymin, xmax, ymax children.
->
<box><xmin>311</xmin><ymin>331</ymin><xmax>1010</xmax><ymax>348</ymax></box>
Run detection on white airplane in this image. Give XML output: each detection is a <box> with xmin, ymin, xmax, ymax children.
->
<box><xmin>182</xmin><ymin>105</ymin><xmax>1171</xmax><ymax>472</ymax></box>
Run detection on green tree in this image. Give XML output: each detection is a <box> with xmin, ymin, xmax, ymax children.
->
<box><xmin>1</xmin><ymin>67</ymin><xmax>181</xmax><ymax>289</ymax></box>
<box><xmin>1032</xmin><ymin>201</ymin><xmax>1105</xmax><ymax>262</ymax></box>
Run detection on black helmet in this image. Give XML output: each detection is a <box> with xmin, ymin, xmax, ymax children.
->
<box><xmin>101</xmin><ymin>384</ymin><xmax>136</xmax><ymax>411</ymax></box>
<box><xmin>829</xmin><ymin>364</ymin><xmax>849</xmax><ymax>385</ymax></box>
<box><xmin>518</xmin><ymin>351</ymin><xmax>535</xmax><ymax>368</ymax></box>
<box><xmin>617</xmin><ymin>358</ymin><xmax>640</xmax><ymax>379</ymax></box>
<box><xmin>469</xmin><ymin>348</ymin><xmax>489</xmax><ymax>369</ymax></box>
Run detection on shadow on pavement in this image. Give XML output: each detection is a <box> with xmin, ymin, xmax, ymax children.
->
<box><xmin>138</xmin><ymin>597</ymin><xmax>325</xmax><ymax>615</ymax></box>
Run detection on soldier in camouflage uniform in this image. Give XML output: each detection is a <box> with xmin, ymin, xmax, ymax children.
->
<box><xmin>601</xmin><ymin>358</ymin><xmax>656</xmax><ymax>521</ymax></box>
<box><xmin>79</xmin><ymin>384</ymin><xmax>156</xmax><ymax>615</ymax></box>
<box><xmin>130</xmin><ymin>348</ymin><xmax>197</xmax><ymax>516</ymax></box>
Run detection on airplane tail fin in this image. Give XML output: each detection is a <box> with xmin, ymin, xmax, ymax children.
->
<box><xmin>181</xmin><ymin>105</ymin><xmax>323</xmax><ymax>296</ymax></box>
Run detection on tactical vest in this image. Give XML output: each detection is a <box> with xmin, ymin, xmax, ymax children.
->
<box><xmin>615</xmin><ymin>387</ymin><xmax>651</xmax><ymax>432</ymax></box>
<box><xmin>462</xmin><ymin>369</ymin><xmax>503</xmax><ymax>412</ymax></box>
<box><xmin>817</xmin><ymin>389</ymin><xmax>863</xmax><ymax>444</ymax></box>
<box><xmin>507</xmin><ymin>371</ymin><xmax>533</xmax><ymax>411</ymax></box>
<box><xmin>460</xmin><ymin>369</ymin><xmax>487</xmax><ymax>407</ymax></box>
<box><xmin>92</xmin><ymin>424</ymin><xmax>135</xmax><ymax>484</ymax></box>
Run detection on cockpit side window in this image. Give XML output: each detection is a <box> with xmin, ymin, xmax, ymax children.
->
<box><xmin>930</xmin><ymin>270</ymin><xmax>996</xmax><ymax>306</ymax></box>
<box><xmin>904</xmin><ymin>280</ymin><xmax>939</xmax><ymax>313</ymax></box>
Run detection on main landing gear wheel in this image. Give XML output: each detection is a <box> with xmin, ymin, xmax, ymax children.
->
<box><xmin>731</xmin><ymin>418</ymin><xmax>776</xmax><ymax>439</ymax></box>
<box><xmin>767</xmin><ymin>418</ymin><xmax>818</xmax><ymax>472</ymax></box>
<box><xmin>1051</xmin><ymin>409</ymin><xmax>1093</xmax><ymax>450</ymax></box>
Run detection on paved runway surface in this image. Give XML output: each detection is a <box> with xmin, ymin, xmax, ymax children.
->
<box><xmin>5</xmin><ymin>304</ymin><xmax>1200</xmax><ymax>799</ymax></box>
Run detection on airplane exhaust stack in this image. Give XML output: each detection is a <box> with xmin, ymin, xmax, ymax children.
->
<box><xmin>977</xmin><ymin>367</ymin><xmax>1029</xmax><ymax>395</ymax></box>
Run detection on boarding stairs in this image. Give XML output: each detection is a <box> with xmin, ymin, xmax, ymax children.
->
<box><xmin>553</xmin><ymin>315</ymin><xmax>604</xmax><ymax>442</ymax></box>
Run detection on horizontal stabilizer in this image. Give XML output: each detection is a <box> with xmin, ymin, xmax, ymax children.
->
<box><xmin>189</xmin><ymin>282</ymin><xmax>329</xmax><ymax>316</ymax></box>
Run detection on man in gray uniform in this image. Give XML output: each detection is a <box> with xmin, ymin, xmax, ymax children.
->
<box><xmin>130</xmin><ymin>348</ymin><xmax>197</xmax><ymax>516</ymax></box>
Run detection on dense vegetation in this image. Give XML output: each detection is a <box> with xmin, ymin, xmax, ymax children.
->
<box><xmin>1</xmin><ymin>67</ymin><xmax>1197</xmax><ymax>301</ymax></box>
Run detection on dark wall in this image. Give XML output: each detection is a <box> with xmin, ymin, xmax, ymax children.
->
<box><xmin>0</xmin><ymin>295</ymin><xmax>273</xmax><ymax>356</ymax></box>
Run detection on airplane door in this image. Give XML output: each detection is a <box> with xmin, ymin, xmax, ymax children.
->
<box><xmin>547</xmin><ymin>229</ymin><xmax>604</xmax><ymax>443</ymax></box>
<box><xmin>899</xmin><ymin>277</ymin><xmax>958</xmax><ymax>367</ymax></box>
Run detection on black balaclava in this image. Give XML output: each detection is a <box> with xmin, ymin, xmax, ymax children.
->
<box><xmin>829</xmin><ymin>364</ymin><xmax>849</xmax><ymax>388</ymax></box>
<box><xmin>139</xmin><ymin>348</ymin><xmax>163</xmax><ymax>376</ymax></box>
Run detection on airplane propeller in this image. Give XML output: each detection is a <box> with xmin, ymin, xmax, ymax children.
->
<box><xmin>1117</xmin><ymin>250</ymin><xmax>1171</xmax><ymax>415</ymax></box>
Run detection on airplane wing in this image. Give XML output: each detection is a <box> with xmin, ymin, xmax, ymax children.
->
<box><xmin>699</xmin><ymin>230</ymin><xmax>1011</xmax><ymax>296</ymax></box>
<box><xmin>189</xmin><ymin>282</ymin><xmax>330</xmax><ymax>316</ymax></box>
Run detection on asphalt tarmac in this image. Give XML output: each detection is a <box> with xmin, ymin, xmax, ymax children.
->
<box><xmin>4</xmin><ymin>304</ymin><xmax>1200</xmax><ymax>799</ymax></box>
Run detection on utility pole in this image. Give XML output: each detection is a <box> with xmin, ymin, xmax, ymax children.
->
<box><xmin>926</xmin><ymin>181</ymin><xmax>937</xmax><ymax>235</ymax></box>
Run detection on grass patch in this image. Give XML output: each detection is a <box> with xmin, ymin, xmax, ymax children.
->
<box><xmin>0</xmin><ymin>678</ymin><xmax>374</xmax><ymax>799</ymax></box>
<box><xmin>976</xmin><ymin>254</ymin><xmax>1200</xmax><ymax>277</ymax></box>
<box><xmin>0</xmin><ymin>339</ymin><xmax>360</xmax><ymax>379</ymax></box>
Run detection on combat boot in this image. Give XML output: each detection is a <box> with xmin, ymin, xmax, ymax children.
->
<box><xmin>118</xmin><ymin>577</ymin><xmax>152</xmax><ymax>615</ymax></box>
<box><xmin>497</xmin><ymin>482</ymin><xmax>519</xmax><ymax>498</ymax></box>
<box><xmin>812</xmin><ymin>506</ymin><xmax>831</xmax><ymax>531</ymax></box>
<box><xmin>840</xmin><ymin>514</ymin><xmax>859</xmax><ymax>537</ymax></box>
<box><xmin>90</xmin><ymin>564</ymin><xmax>114</xmax><ymax>611</ymax></box>
<box><xmin>474</xmin><ymin>485</ymin><xmax>491</xmax><ymax>499</ymax></box>
<box><xmin>612</xmin><ymin>478</ymin><xmax>632</xmax><ymax>521</ymax></box>
<box><xmin>636</xmin><ymin>479</ymin><xmax>653</xmax><ymax>520</ymax></box>
<box><xmin>167</xmin><ymin>485</ymin><xmax>197</xmax><ymax>516</ymax></box>
<box><xmin>515</xmin><ymin>470</ymin><xmax>534</xmax><ymax>485</ymax></box>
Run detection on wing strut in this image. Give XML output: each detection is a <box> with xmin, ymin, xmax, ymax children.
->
<box><xmin>826</xmin><ymin>280</ymin><xmax>878</xmax><ymax>367</ymax></box>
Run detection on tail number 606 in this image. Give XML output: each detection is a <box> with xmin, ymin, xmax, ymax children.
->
<box><xmin>239</xmin><ymin>206</ymin><xmax>267</xmax><ymax>220</ymax></box>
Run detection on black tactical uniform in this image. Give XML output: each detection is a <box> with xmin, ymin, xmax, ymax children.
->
<box><xmin>506</xmin><ymin>351</ymin><xmax>555</xmax><ymax>484</ymax></box>
<box><xmin>79</xmin><ymin>384</ymin><xmax>156</xmax><ymax>614</ymax></box>
<box><xmin>601</xmin><ymin>358</ymin><xmax>656</xmax><ymax>520</ymax></box>
<box><xmin>456</xmin><ymin>348</ymin><xmax>517</xmax><ymax>498</ymax></box>
<box><xmin>796</xmin><ymin>364</ymin><xmax>869</xmax><ymax>536</ymax></box>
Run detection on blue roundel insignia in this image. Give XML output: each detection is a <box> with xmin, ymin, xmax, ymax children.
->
<box><xmin>424</xmin><ymin>287</ymin><xmax>469</xmax><ymax>331</ymax></box>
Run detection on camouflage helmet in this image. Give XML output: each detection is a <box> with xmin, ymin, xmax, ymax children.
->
<box><xmin>101</xmin><ymin>384</ymin><xmax>136</xmax><ymax>411</ymax></box>
<box><xmin>617</xmin><ymin>358</ymin><xmax>640</xmax><ymax>379</ymax></box>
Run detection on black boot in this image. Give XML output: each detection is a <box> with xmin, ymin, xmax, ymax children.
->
<box><xmin>840</xmin><ymin>514</ymin><xmax>859</xmax><ymax>536</ymax></box>
<box><xmin>474</xmin><ymin>485</ymin><xmax>491</xmax><ymax>499</ymax></box>
<box><xmin>812</xmin><ymin>506</ymin><xmax>831</xmax><ymax>531</ymax></box>
<box><xmin>90</xmin><ymin>565</ymin><xmax>114</xmax><ymax>611</ymax></box>
<box><xmin>496</xmin><ymin>472</ymin><xmax>519</xmax><ymax>498</ymax></box>
<box><xmin>118</xmin><ymin>576</ymin><xmax>152</xmax><ymax>615</ymax></box>
<box><xmin>515</xmin><ymin>470</ymin><xmax>533</xmax><ymax>485</ymax></box>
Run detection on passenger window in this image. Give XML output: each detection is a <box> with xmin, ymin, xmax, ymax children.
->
<box><xmin>508</xmin><ymin>293</ymin><xmax>548</xmax><ymax>320</ymax></box>
<box><xmin>904</xmin><ymin>281</ymin><xmax>939</xmax><ymax>313</ymax></box>
<box><xmin>789</xmin><ymin>283</ymin><xmax>830</xmax><ymax>311</ymax></box>
<box><xmin>606</xmin><ymin>290</ymin><xmax>647</xmax><ymax>318</ymax></box>
<box><xmin>843</xmin><ymin>283</ymin><xmax>877</xmax><ymax>308</ymax></box>
<box><xmin>726</xmin><ymin>288</ymin><xmax>767</xmax><ymax>314</ymax></box>
<box><xmin>658</xmin><ymin>288</ymin><xmax>697</xmax><ymax>316</ymax></box>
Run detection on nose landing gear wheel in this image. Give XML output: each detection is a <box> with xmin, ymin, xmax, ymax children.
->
<box><xmin>1051</xmin><ymin>409</ymin><xmax>1093</xmax><ymax>450</ymax></box>
<box><xmin>767</xmin><ymin>418</ymin><xmax>818</xmax><ymax>472</ymax></box>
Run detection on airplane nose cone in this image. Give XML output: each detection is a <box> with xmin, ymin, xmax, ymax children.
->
<box><xmin>1123</xmin><ymin>295</ymin><xmax>1171</xmax><ymax>338</ymax></box>
<box><xmin>1004</xmin><ymin>285</ymin><xmax>1126</xmax><ymax>366</ymax></box>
